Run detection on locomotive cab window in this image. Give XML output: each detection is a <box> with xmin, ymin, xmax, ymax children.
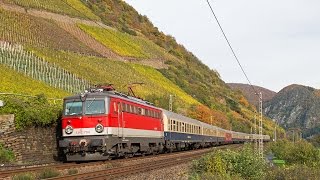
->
<box><xmin>65</xmin><ymin>101</ymin><xmax>82</xmax><ymax>116</ymax></box>
<box><xmin>85</xmin><ymin>99</ymin><xmax>105</xmax><ymax>115</ymax></box>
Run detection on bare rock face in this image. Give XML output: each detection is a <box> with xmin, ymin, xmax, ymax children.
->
<box><xmin>264</xmin><ymin>84</ymin><xmax>320</xmax><ymax>137</ymax></box>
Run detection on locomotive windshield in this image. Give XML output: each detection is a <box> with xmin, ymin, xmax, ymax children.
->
<box><xmin>65</xmin><ymin>101</ymin><xmax>82</xmax><ymax>116</ymax></box>
<box><xmin>85</xmin><ymin>99</ymin><xmax>105</xmax><ymax>115</ymax></box>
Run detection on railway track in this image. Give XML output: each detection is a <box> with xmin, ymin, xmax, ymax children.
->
<box><xmin>49</xmin><ymin>144</ymin><xmax>242</xmax><ymax>180</ymax></box>
<box><xmin>0</xmin><ymin>144</ymin><xmax>241</xmax><ymax>179</ymax></box>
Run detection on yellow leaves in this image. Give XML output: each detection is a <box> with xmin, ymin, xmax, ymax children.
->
<box><xmin>239</xmin><ymin>96</ymin><xmax>250</xmax><ymax>107</ymax></box>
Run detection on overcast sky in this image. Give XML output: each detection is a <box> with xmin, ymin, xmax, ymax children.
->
<box><xmin>124</xmin><ymin>0</ymin><xmax>320</xmax><ymax>92</ymax></box>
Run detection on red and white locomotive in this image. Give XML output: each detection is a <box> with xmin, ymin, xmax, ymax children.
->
<box><xmin>59</xmin><ymin>85</ymin><xmax>270</xmax><ymax>161</ymax></box>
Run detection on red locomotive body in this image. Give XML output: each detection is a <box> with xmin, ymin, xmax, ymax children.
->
<box><xmin>59</xmin><ymin>87</ymin><xmax>164</xmax><ymax>161</ymax></box>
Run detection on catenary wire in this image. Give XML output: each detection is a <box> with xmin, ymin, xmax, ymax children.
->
<box><xmin>206</xmin><ymin>0</ymin><xmax>259</xmax><ymax>96</ymax></box>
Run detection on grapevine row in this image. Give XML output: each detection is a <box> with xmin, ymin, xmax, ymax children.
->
<box><xmin>0</xmin><ymin>41</ymin><xmax>92</xmax><ymax>93</ymax></box>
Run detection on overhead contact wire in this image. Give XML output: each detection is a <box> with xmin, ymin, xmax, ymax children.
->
<box><xmin>206</xmin><ymin>0</ymin><xmax>259</xmax><ymax>95</ymax></box>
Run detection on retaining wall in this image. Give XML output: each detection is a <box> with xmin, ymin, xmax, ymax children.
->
<box><xmin>0</xmin><ymin>114</ymin><xmax>59</xmax><ymax>164</ymax></box>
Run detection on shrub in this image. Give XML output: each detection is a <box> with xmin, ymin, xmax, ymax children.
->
<box><xmin>268</xmin><ymin>140</ymin><xmax>320</xmax><ymax>166</ymax></box>
<box><xmin>0</xmin><ymin>94</ymin><xmax>62</xmax><ymax>129</ymax></box>
<box><xmin>67</xmin><ymin>168</ymin><xmax>78</xmax><ymax>175</ymax></box>
<box><xmin>190</xmin><ymin>145</ymin><xmax>267</xmax><ymax>180</ymax></box>
<box><xmin>0</xmin><ymin>144</ymin><xmax>15</xmax><ymax>163</ymax></box>
<box><xmin>37</xmin><ymin>168</ymin><xmax>60</xmax><ymax>179</ymax></box>
<box><xmin>13</xmin><ymin>173</ymin><xmax>34</xmax><ymax>180</ymax></box>
<box><xmin>266</xmin><ymin>164</ymin><xmax>320</xmax><ymax>180</ymax></box>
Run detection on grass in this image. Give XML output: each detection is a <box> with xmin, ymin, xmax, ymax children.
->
<box><xmin>78</xmin><ymin>24</ymin><xmax>175</xmax><ymax>60</ymax></box>
<box><xmin>4</xmin><ymin>0</ymin><xmax>100</xmax><ymax>20</ymax></box>
<box><xmin>0</xmin><ymin>64</ymin><xmax>69</xmax><ymax>99</ymax></box>
<box><xmin>0</xmin><ymin>144</ymin><xmax>15</xmax><ymax>163</ymax></box>
<box><xmin>29</xmin><ymin>47</ymin><xmax>199</xmax><ymax>109</ymax></box>
<box><xmin>13</xmin><ymin>173</ymin><xmax>35</xmax><ymax>180</ymax></box>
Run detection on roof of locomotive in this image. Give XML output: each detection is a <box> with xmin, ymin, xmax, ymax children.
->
<box><xmin>63</xmin><ymin>90</ymin><xmax>160</xmax><ymax>110</ymax></box>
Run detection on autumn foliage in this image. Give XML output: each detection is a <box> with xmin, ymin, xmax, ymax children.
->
<box><xmin>188</xmin><ymin>105</ymin><xmax>231</xmax><ymax>129</ymax></box>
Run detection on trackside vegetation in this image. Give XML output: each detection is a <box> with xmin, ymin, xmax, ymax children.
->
<box><xmin>190</xmin><ymin>145</ymin><xmax>267</xmax><ymax>180</ymax></box>
<box><xmin>0</xmin><ymin>94</ymin><xmax>61</xmax><ymax>130</ymax></box>
<box><xmin>0</xmin><ymin>143</ymin><xmax>15</xmax><ymax>163</ymax></box>
<box><xmin>190</xmin><ymin>141</ymin><xmax>320</xmax><ymax>180</ymax></box>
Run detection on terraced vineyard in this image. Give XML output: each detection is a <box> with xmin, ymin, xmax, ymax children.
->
<box><xmin>3</xmin><ymin>0</ymin><xmax>99</xmax><ymax>20</ymax></box>
<box><xmin>0</xmin><ymin>8</ymin><xmax>96</xmax><ymax>55</ymax></box>
<box><xmin>0</xmin><ymin>63</ymin><xmax>69</xmax><ymax>98</ymax></box>
<box><xmin>0</xmin><ymin>42</ymin><xmax>92</xmax><ymax>93</ymax></box>
<box><xmin>78</xmin><ymin>24</ymin><xmax>176</xmax><ymax>60</ymax></box>
<box><xmin>30</xmin><ymin>47</ymin><xmax>199</xmax><ymax>109</ymax></box>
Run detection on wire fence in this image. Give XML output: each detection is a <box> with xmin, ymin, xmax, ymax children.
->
<box><xmin>0</xmin><ymin>41</ymin><xmax>92</xmax><ymax>93</ymax></box>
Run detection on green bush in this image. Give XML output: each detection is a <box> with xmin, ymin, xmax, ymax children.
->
<box><xmin>37</xmin><ymin>168</ymin><xmax>60</xmax><ymax>179</ymax></box>
<box><xmin>190</xmin><ymin>145</ymin><xmax>267</xmax><ymax>180</ymax></box>
<box><xmin>268</xmin><ymin>140</ymin><xmax>320</xmax><ymax>166</ymax></box>
<box><xmin>0</xmin><ymin>94</ymin><xmax>62</xmax><ymax>129</ymax></box>
<box><xmin>0</xmin><ymin>144</ymin><xmax>15</xmax><ymax>163</ymax></box>
<box><xmin>266</xmin><ymin>164</ymin><xmax>320</xmax><ymax>180</ymax></box>
<box><xmin>13</xmin><ymin>173</ymin><xmax>35</xmax><ymax>180</ymax></box>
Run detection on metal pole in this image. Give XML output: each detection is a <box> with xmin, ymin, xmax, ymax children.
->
<box><xmin>254</xmin><ymin>114</ymin><xmax>257</xmax><ymax>153</ymax></box>
<box><xmin>258</xmin><ymin>92</ymin><xmax>263</xmax><ymax>158</ymax></box>
<box><xmin>169</xmin><ymin>94</ymin><xmax>173</xmax><ymax>112</ymax></box>
<box><xmin>274</xmin><ymin>124</ymin><xmax>277</xmax><ymax>142</ymax></box>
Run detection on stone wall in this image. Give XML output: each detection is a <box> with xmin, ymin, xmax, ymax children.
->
<box><xmin>0</xmin><ymin>115</ymin><xmax>59</xmax><ymax>164</ymax></box>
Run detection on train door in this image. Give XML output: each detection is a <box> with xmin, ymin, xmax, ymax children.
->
<box><xmin>111</xmin><ymin>99</ymin><xmax>123</xmax><ymax>138</ymax></box>
<box><xmin>117</xmin><ymin>102</ymin><xmax>124</xmax><ymax>138</ymax></box>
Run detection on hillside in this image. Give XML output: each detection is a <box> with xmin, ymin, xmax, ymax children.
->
<box><xmin>0</xmin><ymin>0</ymin><xmax>283</xmax><ymax>136</ymax></box>
<box><xmin>264</xmin><ymin>84</ymin><xmax>320</xmax><ymax>137</ymax></box>
<box><xmin>228</xmin><ymin>83</ymin><xmax>277</xmax><ymax>107</ymax></box>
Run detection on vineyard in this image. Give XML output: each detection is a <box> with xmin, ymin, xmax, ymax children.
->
<box><xmin>78</xmin><ymin>23</ymin><xmax>176</xmax><ymax>61</ymax></box>
<box><xmin>0</xmin><ymin>41</ymin><xmax>92</xmax><ymax>93</ymax></box>
<box><xmin>0</xmin><ymin>8</ymin><xmax>96</xmax><ymax>55</ymax></box>
<box><xmin>3</xmin><ymin>0</ymin><xmax>99</xmax><ymax>20</ymax></box>
<box><xmin>28</xmin><ymin>47</ymin><xmax>199</xmax><ymax>108</ymax></box>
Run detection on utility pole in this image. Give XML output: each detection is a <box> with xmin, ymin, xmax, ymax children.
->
<box><xmin>274</xmin><ymin>123</ymin><xmax>277</xmax><ymax>142</ymax></box>
<box><xmin>169</xmin><ymin>94</ymin><xmax>173</xmax><ymax>112</ymax></box>
<box><xmin>258</xmin><ymin>92</ymin><xmax>263</xmax><ymax>158</ymax></box>
<box><xmin>254</xmin><ymin>114</ymin><xmax>257</xmax><ymax>153</ymax></box>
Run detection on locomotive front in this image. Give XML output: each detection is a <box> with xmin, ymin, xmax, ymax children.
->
<box><xmin>59</xmin><ymin>91</ymin><xmax>112</xmax><ymax>161</ymax></box>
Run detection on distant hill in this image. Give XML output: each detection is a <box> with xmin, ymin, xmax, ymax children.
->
<box><xmin>227</xmin><ymin>83</ymin><xmax>276</xmax><ymax>106</ymax></box>
<box><xmin>264</xmin><ymin>84</ymin><xmax>320</xmax><ymax>137</ymax></box>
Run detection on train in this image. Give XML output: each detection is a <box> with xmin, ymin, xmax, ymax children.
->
<box><xmin>58</xmin><ymin>85</ymin><xmax>270</xmax><ymax>161</ymax></box>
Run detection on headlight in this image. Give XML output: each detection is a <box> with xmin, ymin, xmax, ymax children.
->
<box><xmin>65</xmin><ymin>125</ymin><xmax>73</xmax><ymax>134</ymax></box>
<box><xmin>95</xmin><ymin>124</ymin><xmax>104</xmax><ymax>133</ymax></box>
